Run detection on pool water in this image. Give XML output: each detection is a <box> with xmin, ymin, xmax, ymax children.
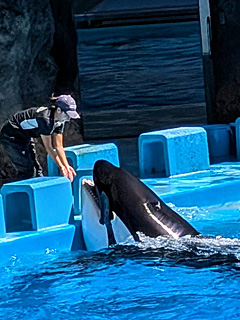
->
<box><xmin>78</xmin><ymin>22</ymin><xmax>205</xmax><ymax>111</ymax></box>
<box><xmin>1</xmin><ymin>200</ymin><xmax>240</xmax><ymax>320</ymax></box>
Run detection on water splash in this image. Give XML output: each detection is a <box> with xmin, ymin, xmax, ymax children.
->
<box><xmin>113</xmin><ymin>232</ymin><xmax>240</xmax><ymax>269</ymax></box>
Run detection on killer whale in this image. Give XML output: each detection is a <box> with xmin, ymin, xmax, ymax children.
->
<box><xmin>92</xmin><ymin>160</ymin><xmax>199</xmax><ymax>242</ymax></box>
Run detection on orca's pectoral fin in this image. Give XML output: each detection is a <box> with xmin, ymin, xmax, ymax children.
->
<box><xmin>97</xmin><ymin>190</ymin><xmax>110</xmax><ymax>225</ymax></box>
<box><xmin>105</xmin><ymin>222</ymin><xmax>116</xmax><ymax>246</ymax></box>
<box><xmin>95</xmin><ymin>186</ymin><xmax>116</xmax><ymax>246</ymax></box>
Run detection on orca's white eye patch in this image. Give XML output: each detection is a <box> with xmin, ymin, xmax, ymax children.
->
<box><xmin>154</xmin><ymin>201</ymin><xmax>161</xmax><ymax>210</ymax></box>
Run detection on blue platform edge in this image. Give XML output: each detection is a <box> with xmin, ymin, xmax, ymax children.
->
<box><xmin>0</xmin><ymin>225</ymin><xmax>75</xmax><ymax>264</ymax></box>
<box><xmin>144</xmin><ymin>164</ymin><xmax>240</xmax><ymax>207</ymax></box>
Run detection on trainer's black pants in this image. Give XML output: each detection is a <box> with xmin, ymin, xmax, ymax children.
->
<box><xmin>0</xmin><ymin>134</ymin><xmax>43</xmax><ymax>181</ymax></box>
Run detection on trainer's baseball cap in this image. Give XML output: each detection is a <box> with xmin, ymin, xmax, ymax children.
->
<box><xmin>55</xmin><ymin>95</ymin><xmax>80</xmax><ymax>119</ymax></box>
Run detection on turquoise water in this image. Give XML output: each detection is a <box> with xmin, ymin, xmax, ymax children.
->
<box><xmin>1</xmin><ymin>199</ymin><xmax>240</xmax><ymax>319</ymax></box>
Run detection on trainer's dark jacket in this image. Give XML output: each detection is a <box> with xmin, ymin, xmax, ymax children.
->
<box><xmin>1</xmin><ymin>107</ymin><xmax>64</xmax><ymax>142</ymax></box>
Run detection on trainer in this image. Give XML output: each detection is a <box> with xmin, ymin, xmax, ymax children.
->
<box><xmin>0</xmin><ymin>95</ymin><xmax>80</xmax><ymax>182</ymax></box>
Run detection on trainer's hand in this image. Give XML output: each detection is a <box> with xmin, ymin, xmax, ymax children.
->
<box><xmin>59</xmin><ymin>166</ymin><xmax>69</xmax><ymax>179</ymax></box>
<box><xmin>67</xmin><ymin>165</ymin><xmax>77</xmax><ymax>177</ymax></box>
<box><xmin>59</xmin><ymin>165</ymin><xmax>76</xmax><ymax>182</ymax></box>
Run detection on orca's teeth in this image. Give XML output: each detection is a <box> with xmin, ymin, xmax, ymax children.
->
<box><xmin>82</xmin><ymin>179</ymin><xmax>99</xmax><ymax>204</ymax></box>
<box><xmin>82</xmin><ymin>178</ymin><xmax>94</xmax><ymax>186</ymax></box>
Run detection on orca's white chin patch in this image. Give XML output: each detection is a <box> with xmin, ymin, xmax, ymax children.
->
<box><xmin>81</xmin><ymin>179</ymin><xmax>132</xmax><ymax>251</ymax></box>
<box><xmin>81</xmin><ymin>179</ymin><xmax>108</xmax><ymax>251</ymax></box>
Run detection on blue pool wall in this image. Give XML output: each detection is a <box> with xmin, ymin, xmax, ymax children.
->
<box><xmin>0</xmin><ymin>122</ymin><xmax>240</xmax><ymax>262</ymax></box>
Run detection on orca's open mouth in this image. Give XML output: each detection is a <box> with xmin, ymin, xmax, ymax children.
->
<box><xmin>82</xmin><ymin>178</ymin><xmax>99</xmax><ymax>206</ymax></box>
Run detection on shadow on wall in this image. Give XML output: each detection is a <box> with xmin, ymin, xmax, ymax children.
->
<box><xmin>0</xmin><ymin>146</ymin><xmax>17</xmax><ymax>186</ymax></box>
<box><xmin>50</xmin><ymin>0</ymin><xmax>79</xmax><ymax>98</ymax></box>
<box><xmin>210</xmin><ymin>0</ymin><xmax>240</xmax><ymax>123</ymax></box>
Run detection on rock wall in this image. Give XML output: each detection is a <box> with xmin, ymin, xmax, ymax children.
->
<box><xmin>0</xmin><ymin>0</ymin><xmax>83</xmax><ymax>185</ymax></box>
<box><xmin>0</xmin><ymin>0</ymin><xmax>56</xmax><ymax>118</ymax></box>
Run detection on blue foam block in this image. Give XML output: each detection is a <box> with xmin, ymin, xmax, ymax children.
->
<box><xmin>1</xmin><ymin>177</ymin><xmax>73</xmax><ymax>232</ymax></box>
<box><xmin>139</xmin><ymin>127</ymin><xmax>210</xmax><ymax>178</ymax></box>
<box><xmin>0</xmin><ymin>195</ymin><xmax>6</xmax><ymax>237</ymax></box>
<box><xmin>47</xmin><ymin>143</ymin><xmax>119</xmax><ymax>214</ymax></box>
<box><xmin>202</xmin><ymin>124</ymin><xmax>232</xmax><ymax>158</ymax></box>
<box><xmin>47</xmin><ymin>143</ymin><xmax>119</xmax><ymax>175</ymax></box>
